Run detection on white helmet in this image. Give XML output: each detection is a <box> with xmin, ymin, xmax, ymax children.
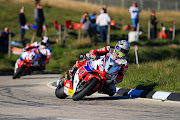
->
<box><xmin>114</xmin><ymin>40</ymin><xmax>130</xmax><ymax>58</ymax></box>
<box><xmin>41</xmin><ymin>36</ymin><xmax>50</xmax><ymax>47</ymax></box>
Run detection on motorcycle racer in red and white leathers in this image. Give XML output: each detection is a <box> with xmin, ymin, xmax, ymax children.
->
<box><xmin>64</xmin><ymin>40</ymin><xmax>130</xmax><ymax>96</ymax></box>
<box><xmin>14</xmin><ymin>48</ymin><xmax>41</xmax><ymax>74</ymax></box>
<box><xmin>25</xmin><ymin>36</ymin><xmax>52</xmax><ymax>70</ymax></box>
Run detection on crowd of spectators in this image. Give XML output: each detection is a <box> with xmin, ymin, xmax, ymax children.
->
<box><xmin>0</xmin><ymin>0</ymin><xmax>175</xmax><ymax>54</ymax></box>
<box><xmin>79</xmin><ymin>4</ymin><xmax>111</xmax><ymax>45</ymax></box>
<box><xmin>0</xmin><ymin>0</ymin><xmax>44</xmax><ymax>54</ymax></box>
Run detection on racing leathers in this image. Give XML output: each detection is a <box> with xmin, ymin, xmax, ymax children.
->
<box><xmin>25</xmin><ymin>41</ymin><xmax>52</xmax><ymax>70</ymax></box>
<box><xmin>72</xmin><ymin>46</ymin><xmax>129</xmax><ymax>96</ymax></box>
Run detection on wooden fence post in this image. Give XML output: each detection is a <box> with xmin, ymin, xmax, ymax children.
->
<box><xmin>148</xmin><ymin>21</ymin><xmax>151</xmax><ymax>40</ymax></box>
<box><xmin>63</xmin><ymin>27</ymin><xmax>67</xmax><ymax>40</ymax></box>
<box><xmin>78</xmin><ymin>28</ymin><xmax>81</xmax><ymax>42</ymax></box>
<box><xmin>45</xmin><ymin>28</ymin><xmax>47</xmax><ymax>36</ymax></box>
<box><xmin>107</xmin><ymin>24</ymin><xmax>110</xmax><ymax>44</ymax></box>
<box><xmin>173</xmin><ymin>21</ymin><xmax>176</xmax><ymax>40</ymax></box>
<box><xmin>59</xmin><ymin>25</ymin><xmax>62</xmax><ymax>43</ymax></box>
<box><xmin>62</xmin><ymin>27</ymin><xmax>67</xmax><ymax>47</ymax></box>
<box><xmin>8</xmin><ymin>33</ymin><xmax>12</xmax><ymax>58</ymax></box>
<box><xmin>148</xmin><ymin>8</ymin><xmax>151</xmax><ymax>40</ymax></box>
<box><xmin>136</xmin><ymin>23</ymin><xmax>140</xmax><ymax>41</ymax></box>
<box><xmin>31</xmin><ymin>32</ymin><xmax>36</xmax><ymax>44</ymax></box>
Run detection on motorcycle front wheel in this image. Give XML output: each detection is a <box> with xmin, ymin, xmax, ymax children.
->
<box><xmin>12</xmin><ymin>65</ymin><xmax>26</xmax><ymax>79</ymax></box>
<box><xmin>72</xmin><ymin>77</ymin><xmax>99</xmax><ymax>101</ymax></box>
<box><xmin>55</xmin><ymin>86</ymin><xmax>68</xmax><ymax>99</ymax></box>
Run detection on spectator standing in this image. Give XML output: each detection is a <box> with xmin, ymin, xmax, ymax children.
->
<box><xmin>80</xmin><ymin>12</ymin><xmax>91</xmax><ymax>38</ymax></box>
<box><xmin>18</xmin><ymin>6</ymin><xmax>27</xmax><ymax>47</ymax></box>
<box><xmin>96</xmin><ymin>10</ymin><xmax>111</xmax><ymax>43</ymax></box>
<box><xmin>150</xmin><ymin>10</ymin><xmax>158</xmax><ymax>38</ymax></box>
<box><xmin>0</xmin><ymin>27</ymin><xmax>15</xmax><ymax>53</ymax></box>
<box><xmin>102</xmin><ymin>4</ymin><xmax>108</xmax><ymax>13</ymax></box>
<box><xmin>34</xmin><ymin>3</ymin><xmax>45</xmax><ymax>37</ymax></box>
<box><xmin>89</xmin><ymin>12</ymin><xmax>98</xmax><ymax>45</ymax></box>
<box><xmin>129</xmin><ymin>1</ymin><xmax>141</xmax><ymax>29</ymax></box>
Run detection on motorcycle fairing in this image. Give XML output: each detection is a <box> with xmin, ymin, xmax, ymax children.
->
<box><xmin>73</xmin><ymin>69</ymin><xmax>80</xmax><ymax>94</ymax></box>
<box><xmin>105</xmin><ymin>53</ymin><xmax>121</xmax><ymax>74</ymax></box>
<box><xmin>84</xmin><ymin>61</ymin><xmax>95</xmax><ymax>72</ymax></box>
<box><xmin>72</xmin><ymin>66</ymin><xmax>102</xmax><ymax>94</ymax></box>
<box><xmin>64</xmin><ymin>80</ymin><xmax>74</xmax><ymax>96</ymax></box>
<box><xmin>19</xmin><ymin>49</ymin><xmax>41</xmax><ymax>64</ymax></box>
<box><xmin>91</xmin><ymin>58</ymin><xmax>104</xmax><ymax>72</ymax></box>
<box><xmin>20</xmin><ymin>51</ymin><xmax>28</xmax><ymax>61</ymax></box>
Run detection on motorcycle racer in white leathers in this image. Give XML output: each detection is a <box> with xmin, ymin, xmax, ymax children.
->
<box><xmin>66</xmin><ymin>40</ymin><xmax>130</xmax><ymax>96</ymax></box>
<box><xmin>25</xmin><ymin>36</ymin><xmax>52</xmax><ymax>70</ymax></box>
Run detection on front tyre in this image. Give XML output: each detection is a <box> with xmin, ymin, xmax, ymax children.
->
<box><xmin>12</xmin><ymin>65</ymin><xmax>26</xmax><ymax>79</ymax></box>
<box><xmin>72</xmin><ymin>77</ymin><xmax>99</xmax><ymax>101</ymax></box>
<box><xmin>55</xmin><ymin>86</ymin><xmax>68</xmax><ymax>99</ymax></box>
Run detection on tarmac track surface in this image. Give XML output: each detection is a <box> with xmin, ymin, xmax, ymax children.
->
<box><xmin>0</xmin><ymin>74</ymin><xmax>180</xmax><ymax>120</ymax></box>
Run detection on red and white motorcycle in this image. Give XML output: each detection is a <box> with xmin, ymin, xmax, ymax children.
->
<box><xmin>12</xmin><ymin>48</ymin><xmax>43</xmax><ymax>79</ymax></box>
<box><xmin>55</xmin><ymin>51</ymin><xmax>127</xmax><ymax>101</ymax></box>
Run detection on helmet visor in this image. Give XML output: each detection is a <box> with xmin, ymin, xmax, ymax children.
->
<box><xmin>120</xmin><ymin>48</ymin><xmax>128</xmax><ymax>54</ymax></box>
<box><xmin>115</xmin><ymin>47</ymin><xmax>128</xmax><ymax>58</ymax></box>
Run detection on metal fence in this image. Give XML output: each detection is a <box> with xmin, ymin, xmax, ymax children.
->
<box><xmin>73</xmin><ymin>0</ymin><xmax>180</xmax><ymax>11</ymax></box>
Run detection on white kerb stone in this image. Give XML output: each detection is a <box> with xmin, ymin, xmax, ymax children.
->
<box><xmin>152</xmin><ymin>91</ymin><xmax>171</xmax><ymax>100</ymax></box>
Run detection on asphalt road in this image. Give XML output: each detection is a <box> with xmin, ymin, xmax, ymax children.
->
<box><xmin>0</xmin><ymin>74</ymin><xmax>180</xmax><ymax>120</ymax></box>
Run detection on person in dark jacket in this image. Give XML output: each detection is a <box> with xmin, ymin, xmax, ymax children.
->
<box><xmin>19</xmin><ymin>6</ymin><xmax>26</xmax><ymax>46</ymax></box>
<box><xmin>150</xmin><ymin>10</ymin><xmax>158</xmax><ymax>38</ymax></box>
<box><xmin>101</xmin><ymin>4</ymin><xmax>107</xmax><ymax>13</ymax></box>
<box><xmin>34</xmin><ymin>3</ymin><xmax>45</xmax><ymax>37</ymax></box>
<box><xmin>80</xmin><ymin>12</ymin><xmax>91</xmax><ymax>38</ymax></box>
<box><xmin>0</xmin><ymin>27</ymin><xmax>15</xmax><ymax>53</ymax></box>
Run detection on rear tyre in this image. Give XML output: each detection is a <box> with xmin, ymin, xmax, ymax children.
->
<box><xmin>12</xmin><ymin>65</ymin><xmax>26</xmax><ymax>79</ymax></box>
<box><xmin>72</xmin><ymin>77</ymin><xmax>99</xmax><ymax>101</ymax></box>
<box><xmin>55</xmin><ymin>86</ymin><xmax>67</xmax><ymax>99</ymax></box>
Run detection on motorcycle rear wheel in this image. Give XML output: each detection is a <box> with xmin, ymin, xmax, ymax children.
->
<box><xmin>55</xmin><ymin>86</ymin><xmax>68</xmax><ymax>99</ymax></box>
<box><xmin>12</xmin><ymin>65</ymin><xmax>26</xmax><ymax>79</ymax></box>
<box><xmin>72</xmin><ymin>77</ymin><xmax>99</xmax><ymax>101</ymax></box>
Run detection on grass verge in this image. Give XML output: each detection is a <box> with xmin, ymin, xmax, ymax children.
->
<box><xmin>118</xmin><ymin>58</ymin><xmax>180</xmax><ymax>93</ymax></box>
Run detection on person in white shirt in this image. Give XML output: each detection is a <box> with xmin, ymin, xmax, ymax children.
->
<box><xmin>96</xmin><ymin>10</ymin><xmax>111</xmax><ymax>43</ymax></box>
<box><xmin>129</xmin><ymin>1</ymin><xmax>141</xmax><ymax>29</ymax></box>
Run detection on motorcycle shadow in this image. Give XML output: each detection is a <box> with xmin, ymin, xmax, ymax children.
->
<box><xmin>80</xmin><ymin>95</ymin><xmax>135</xmax><ymax>101</ymax></box>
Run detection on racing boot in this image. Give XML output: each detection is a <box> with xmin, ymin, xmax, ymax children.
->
<box><xmin>99</xmin><ymin>83</ymin><xmax>116</xmax><ymax>96</ymax></box>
